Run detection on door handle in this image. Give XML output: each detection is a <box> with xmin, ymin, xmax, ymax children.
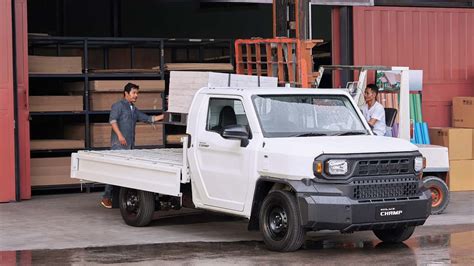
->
<box><xmin>199</xmin><ymin>142</ymin><xmax>210</xmax><ymax>148</ymax></box>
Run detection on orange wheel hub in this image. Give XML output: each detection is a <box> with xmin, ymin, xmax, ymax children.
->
<box><xmin>430</xmin><ymin>186</ymin><xmax>443</xmax><ymax>208</ymax></box>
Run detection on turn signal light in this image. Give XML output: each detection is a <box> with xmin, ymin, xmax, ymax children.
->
<box><xmin>314</xmin><ymin>161</ymin><xmax>323</xmax><ymax>175</ymax></box>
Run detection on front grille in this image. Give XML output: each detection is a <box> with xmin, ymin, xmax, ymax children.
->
<box><xmin>352</xmin><ymin>177</ymin><xmax>419</xmax><ymax>200</ymax></box>
<box><xmin>356</xmin><ymin>158</ymin><xmax>411</xmax><ymax>176</ymax></box>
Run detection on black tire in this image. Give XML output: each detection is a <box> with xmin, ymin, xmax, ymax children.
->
<box><xmin>373</xmin><ymin>226</ymin><xmax>415</xmax><ymax>243</ymax></box>
<box><xmin>119</xmin><ymin>187</ymin><xmax>155</xmax><ymax>227</ymax></box>
<box><xmin>423</xmin><ymin>176</ymin><xmax>450</xmax><ymax>215</ymax></box>
<box><xmin>259</xmin><ymin>190</ymin><xmax>306</xmax><ymax>252</ymax></box>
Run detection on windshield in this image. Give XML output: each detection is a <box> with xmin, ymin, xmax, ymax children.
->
<box><xmin>252</xmin><ymin>94</ymin><xmax>368</xmax><ymax>138</ymax></box>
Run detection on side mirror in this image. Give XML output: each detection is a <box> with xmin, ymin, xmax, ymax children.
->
<box><xmin>222</xmin><ymin>125</ymin><xmax>250</xmax><ymax>147</ymax></box>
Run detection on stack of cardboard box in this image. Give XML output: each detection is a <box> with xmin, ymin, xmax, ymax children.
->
<box><xmin>429</xmin><ymin>97</ymin><xmax>474</xmax><ymax>191</ymax></box>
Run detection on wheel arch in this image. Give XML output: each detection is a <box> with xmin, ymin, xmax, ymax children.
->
<box><xmin>247</xmin><ymin>177</ymin><xmax>302</xmax><ymax>231</ymax></box>
<box><xmin>423</xmin><ymin>172</ymin><xmax>448</xmax><ymax>183</ymax></box>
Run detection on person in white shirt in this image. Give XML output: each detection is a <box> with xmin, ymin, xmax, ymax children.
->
<box><xmin>361</xmin><ymin>84</ymin><xmax>386</xmax><ymax>136</ymax></box>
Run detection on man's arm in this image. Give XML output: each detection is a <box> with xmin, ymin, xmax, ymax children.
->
<box><xmin>136</xmin><ymin>109</ymin><xmax>164</xmax><ymax>123</ymax></box>
<box><xmin>109</xmin><ymin>103</ymin><xmax>126</xmax><ymax>146</ymax></box>
<box><xmin>111</xmin><ymin>122</ymin><xmax>127</xmax><ymax>146</ymax></box>
<box><xmin>367</xmin><ymin>118</ymin><xmax>378</xmax><ymax>127</ymax></box>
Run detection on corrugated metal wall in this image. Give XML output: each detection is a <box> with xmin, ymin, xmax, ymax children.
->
<box><xmin>16</xmin><ymin>0</ymin><xmax>30</xmax><ymax>200</ymax></box>
<box><xmin>0</xmin><ymin>0</ymin><xmax>16</xmax><ymax>202</ymax></box>
<box><xmin>353</xmin><ymin>6</ymin><xmax>474</xmax><ymax>127</ymax></box>
<box><xmin>0</xmin><ymin>0</ymin><xmax>30</xmax><ymax>202</ymax></box>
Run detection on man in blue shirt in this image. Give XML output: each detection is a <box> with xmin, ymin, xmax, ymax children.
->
<box><xmin>101</xmin><ymin>82</ymin><xmax>164</xmax><ymax>208</ymax></box>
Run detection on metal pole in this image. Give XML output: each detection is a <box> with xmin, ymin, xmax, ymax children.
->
<box><xmin>308</xmin><ymin>2</ymin><xmax>312</xmax><ymax>39</ymax></box>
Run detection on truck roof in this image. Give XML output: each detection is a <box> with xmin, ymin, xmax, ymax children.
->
<box><xmin>201</xmin><ymin>87</ymin><xmax>351</xmax><ymax>97</ymax></box>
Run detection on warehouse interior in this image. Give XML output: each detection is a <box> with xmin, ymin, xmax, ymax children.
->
<box><xmin>24</xmin><ymin>1</ymin><xmax>333</xmax><ymax>193</ymax></box>
<box><xmin>0</xmin><ymin>0</ymin><xmax>473</xmax><ymax>203</ymax></box>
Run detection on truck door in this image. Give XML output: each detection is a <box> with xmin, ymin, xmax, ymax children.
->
<box><xmin>193</xmin><ymin>96</ymin><xmax>252</xmax><ymax>211</ymax></box>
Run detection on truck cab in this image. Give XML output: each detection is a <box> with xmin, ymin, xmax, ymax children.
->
<box><xmin>71</xmin><ymin>87</ymin><xmax>431</xmax><ymax>252</ymax></box>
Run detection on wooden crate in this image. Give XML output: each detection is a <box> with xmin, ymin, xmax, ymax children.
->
<box><xmin>31</xmin><ymin>157</ymin><xmax>80</xmax><ymax>186</ymax></box>
<box><xmin>28</xmin><ymin>55</ymin><xmax>82</xmax><ymax>74</ymax></box>
<box><xmin>30</xmin><ymin>139</ymin><xmax>84</xmax><ymax>150</ymax></box>
<box><xmin>29</xmin><ymin>96</ymin><xmax>83</xmax><ymax>112</ymax></box>
<box><xmin>90</xmin><ymin>92</ymin><xmax>162</xmax><ymax>111</ymax></box>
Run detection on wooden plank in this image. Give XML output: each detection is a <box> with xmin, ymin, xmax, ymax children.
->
<box><xmin>90</xmin><ymin>92</ymin><xmax>162</xmax><ymax>111</ymax></box>
<box><xmin>166</xmin><ymin>134</ymin><xmax>187</xmax><ymax>144</ymax></box>
<box><xmin>89</xmin><ymin>68</ymin><xmax>160</xmax><ymax>73</ymax></box>
<box><xmin>28</xmin><ymin>55</ymin><xmax>82</xmax><ymax>74</ymax></box>
<box><xmin>89</xmin><ymin>123</ymin><xmax>163</xmax><ymax>148</ymax></box>
<box><xmin>165</xmin><ymin>63</ymin><xmax>233</xmax><ymax>72</ymax></box>
<box><xmin>29</xmin><ymin>96</ymin><xmax>83</xmax><ymax>112</ymax></box>
<box><xmin>90</xmin><ymin>80</ymin><xmax>165</xmax><ymax>92</ymax></box>
<box><xmin>31</xmin><ymin>157</ymin><xmax>80</xmax><ymax>186</ymax></box>
<box><xmin>30</xmin><ymin>139</ymin><xmax>84</xmax><ymax>150</ymax></box>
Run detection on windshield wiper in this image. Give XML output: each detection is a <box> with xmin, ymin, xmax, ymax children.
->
<box><xmin>331</xmin><ymin>131</ymin><xmax>368</xmax><ymax>136</ymax></box>
<box><xmin>291</xmin><ymin>132</ymin><xmax>328</xmax><ymax>137</ymax></box>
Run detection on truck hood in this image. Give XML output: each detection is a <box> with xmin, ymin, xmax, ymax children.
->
<box><xmin>258</xmin><ymin>135</ymin><xmax>418</xmax><ymax>180</ymax></box>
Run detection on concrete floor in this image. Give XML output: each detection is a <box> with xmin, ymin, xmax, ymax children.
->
<box><xmin>0</xmin><ymin>191</ymin><xmax>473</xmax><ymax>252</ymax></box>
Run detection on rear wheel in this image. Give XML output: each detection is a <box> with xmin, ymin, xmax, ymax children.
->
<box><xmin>119</xmin><ymin>188</ymin><xmax>155</xmax><ymax>227</ymax></box>
<box><xmin>423</xmin><ymin>176</ymin><xmax>450</xmax><ymax>215</ymax></box>
<box><xmin>373</xmin><ymin>226</ymin><xmax>415</xmax><ymax>243</ymax></box>
<box><xmin>259</xmin><ymin>190</ymin><xmax>306</xmax><ymax>252</ymax></box>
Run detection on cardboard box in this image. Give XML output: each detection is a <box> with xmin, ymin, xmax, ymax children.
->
<box><xmin>64</xmin><ymin>123</ymin><xmax>163</xmax><ymax>148</ymax></box>
<box><xmin>29</xmin><ymin>96</ymin><xmax>83</xmax><ymax>112</ymax></box>
<box><xmin>449</xmin><ymin>160</ymin><xmax>474</xmax><ymax>191</ymax></box>
<box><xmin>90</xmin><ymin>92</ymin><xmax>162</xmax><ymax>111</ymax></box>
<box><xmin>89</xmin><ymin>80</ymin><xmax>165</xmax><ymax>92</ymax></box>
<box><xmin>31</xmin><ymin>157</ymin><xmax>80</xmax><ymax>186</ymax></box>
<box><xmin>453</xmin><ymin>97</ymin><xmax>474</xmax><ymax>128</ymax></box>
<box><xmin>28</xmin><ymin>55</ymin><xmax>82</xmax><ymax>74</ymax></box>
<box><xmin>429</xmin><ymin>127</ymin><xmax>473</xmax><ymax>160</ymax></box>
<box><xmin>30</xmin><ymin>139</ymin><xmax>84</xmax><ymax>150</ymax></box>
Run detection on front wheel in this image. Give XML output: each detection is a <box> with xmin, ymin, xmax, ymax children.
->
<box><xmin>423</xmin><ymin>176</ymin><xmax>450</xmax><ymax>215</ymax></box>
<box><xmin>259</xmin><ymin>190</ymin><xmax>306</xmax><ymax>252</ymax></box>
<box><xmin>119</xmin><ymin>187</ymin><xmax>155</xmax><ymax>227</ymax></box>
<box><xmin>373</xmin><ymin>226</ymin><xmax>415</xmax><ymax>243</ymax></box>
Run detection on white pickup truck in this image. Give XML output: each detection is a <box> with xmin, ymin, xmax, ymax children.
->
<box><xmin>71</xmin><ymin>87</ymin><xmax>431</xmax><ymax>252</ymax></box>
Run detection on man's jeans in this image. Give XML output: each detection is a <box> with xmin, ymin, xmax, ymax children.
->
<box><xmin>103</xmin><ymin>184</ymin><xmax>114</xmax><ymax>199</ymax></box>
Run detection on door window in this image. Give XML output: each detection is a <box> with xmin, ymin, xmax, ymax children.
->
<box><xmin>206</xmin><ymin>98</ymin><xmax>250</xmax><ymax>135</ymax></box>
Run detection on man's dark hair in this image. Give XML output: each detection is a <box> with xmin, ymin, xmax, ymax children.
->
<box><xmin>366</xmin><ymin>83</ymin><xmax>379</xmax><ymax>96</ymax></box>
<box><xmin>124</xmin><ymin>82</ymin><xmax>139</xmax><ymax>95</ymax></box>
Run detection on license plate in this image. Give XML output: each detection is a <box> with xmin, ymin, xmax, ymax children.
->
<box><xmin>375</xmin><ymin>205</ymin><xmax>405</xmax><ymax>220</ymax></box>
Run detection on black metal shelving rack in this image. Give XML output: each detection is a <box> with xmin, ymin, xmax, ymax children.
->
<box><xmin>29</xmin><ymin>37</ymin><xmax>168</xmax><ymax>154</ymax></box>
<box><xmin>28</xmin><ymin>36</ymin><xmax>234</xmax><ymax>189</ymax></box>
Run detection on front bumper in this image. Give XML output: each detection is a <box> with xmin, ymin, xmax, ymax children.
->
<box><xmin>297</xmin><ymin>189</ymin><xmax>431</xmax><ymax>232</ymax></box>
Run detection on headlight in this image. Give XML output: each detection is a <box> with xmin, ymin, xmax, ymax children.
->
<box><xmin>414</xmin><ymin>156</ymin><xmax>424</xmax><ymax>172</ymax></box>
<box><xmin>326</xmin><ymin>160</ymin><xmax>348</xmax><ymax>175</ymax></box>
